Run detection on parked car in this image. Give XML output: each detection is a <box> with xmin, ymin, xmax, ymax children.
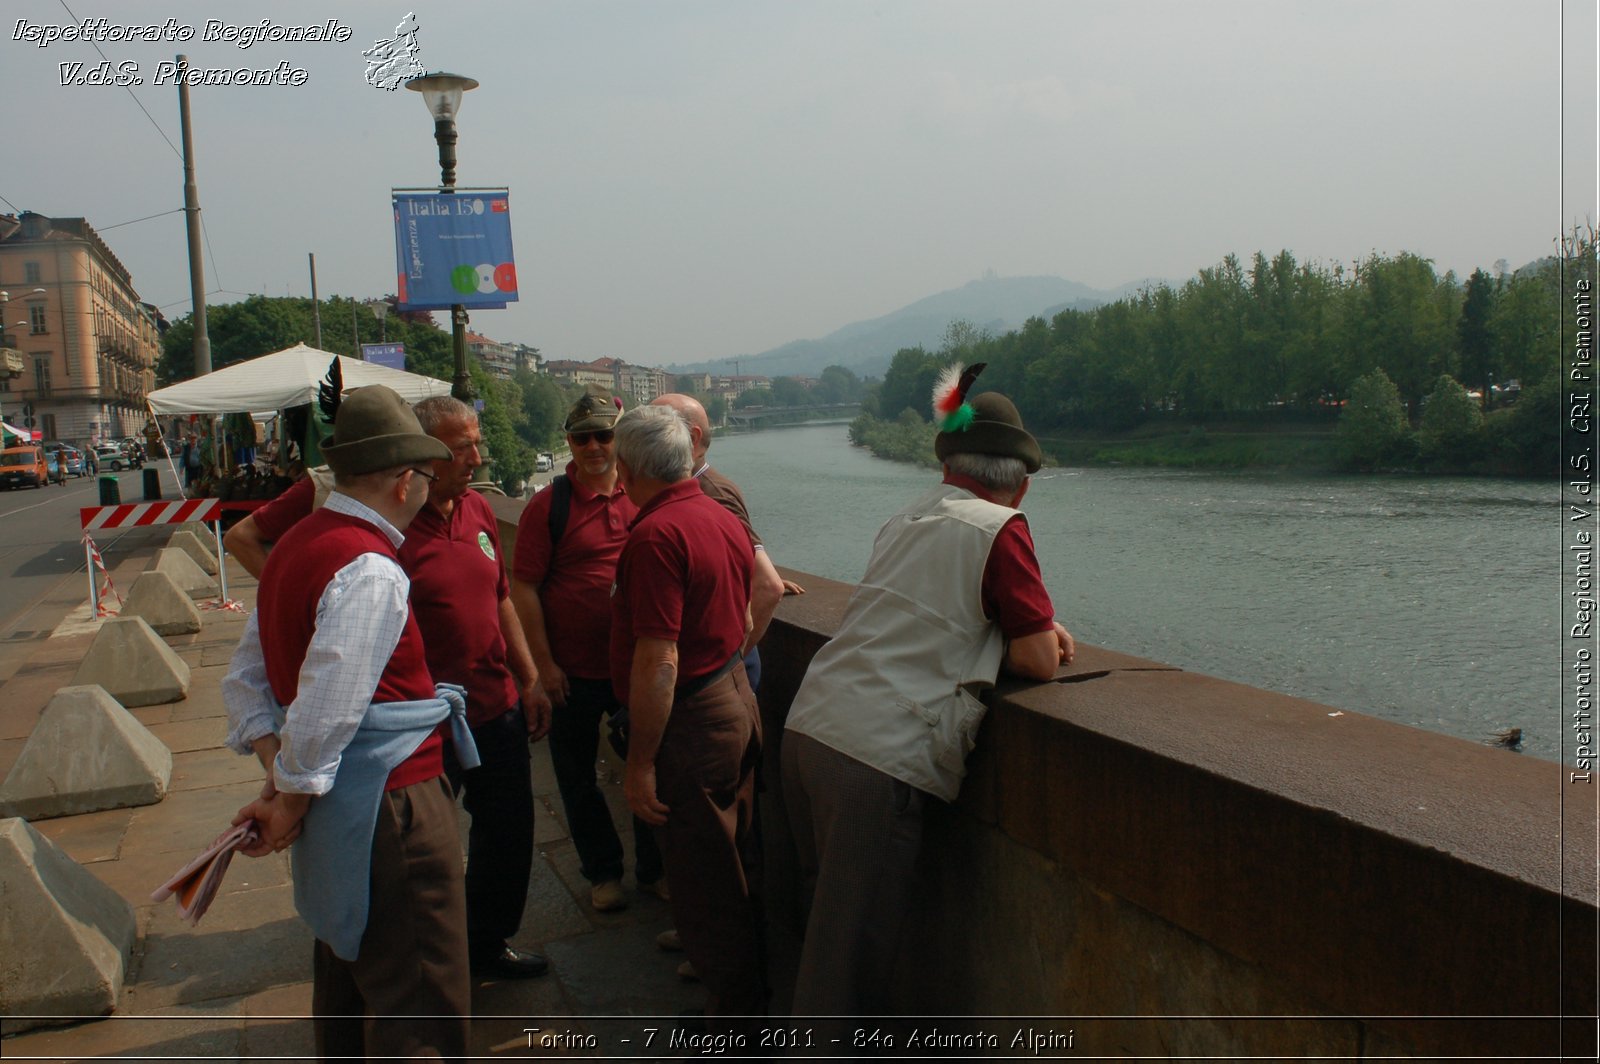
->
<box><xmin>58</xmin><ymin>446</ymin><xmax>85</xmax><ymax>477</ymax></box>
<box><xmin>0</xmin><ymin>445</ymin><xmax>48</xmax><ymax>489</ymax></box>
<box><xmin>94</xmin><ymin>445</ymin><xmax>128</xmax><ymax>471</ymax></box>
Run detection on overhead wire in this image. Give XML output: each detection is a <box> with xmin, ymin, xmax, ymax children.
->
<box><xmin>48</xmin><ymin>0</ymin><xmax>229</xmax><ymax>310</ymax></box>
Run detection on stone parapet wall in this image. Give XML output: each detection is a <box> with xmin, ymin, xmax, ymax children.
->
<box><xmin>484</xmin><ymin>495</ymin><xmax>1598</xmax><ymax>1058</ymax></box>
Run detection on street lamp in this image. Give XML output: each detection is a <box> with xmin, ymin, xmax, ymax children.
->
<box><xmin>406</xmin><ymin>71</ymin><xmax>479</xmax><ymax>403</ymax></box>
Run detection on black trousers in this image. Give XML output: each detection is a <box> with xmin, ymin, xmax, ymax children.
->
<box><xmin>548</xmin><ymin>676</ymin><xmax>664</xmax><ymax>885</ymax></box>
<box><xmin>443</xmin><ymin>703</ymin><xmax>535</xmax><ymax>956</ymax></box>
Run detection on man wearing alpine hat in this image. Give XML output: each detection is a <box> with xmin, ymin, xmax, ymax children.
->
<box><xmin>223</xmin><ymin>384</ymin><xmax>477</xmax><ymax>1059</ymax></box>
<box><xmin>781</xmin><ymin>363</ymin><xmax>1076</xmax><ymax>1019</ymax></box>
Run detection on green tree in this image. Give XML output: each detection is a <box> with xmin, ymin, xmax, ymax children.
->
<box><xmin>733</xmin><ymin>387</ymin><xmax>773</xmax><ymax>409</ymax></box>
<box><xmin>1341</xmin><ymin>253</ymin><xmax>1456</xmax><ymax>419</ymax></box>
<box><xmin>704</xmin><ymin>394</ymin><xmax>729</xmax><ymax>425</ymax></box>
<box><xmin>770</xmin><ymin>376</ymin><xmax>811</xmax><ymax>407</ymax></box>
<box><xmin>813</xmin><ymin>364</ymin><xmax>863</xmax><ymax>404</ymax></box>
<box><xmin>1490</xmin><ymin>264</ymin><xmax>1560</xmax><ymax>388</ymax></box>
<box><xmin>1417</xmin><ymin>373</ymin><xmax>1484</xmax><ymax>467</ymax></box>
<box><xmin>160</xmin><ymin>295</ymin><xmax>452</xmax><ymax>386</ymax></box>
<box><xmin>1337</xmin><ymin>368</ymin><xmax>1413</xmax><ymax>470</ymax></box>
<box><xmin>1457</xmin><ymin>268</ymin><xmax>1497</xmax><ymax>409</ymax></box>
<box><xmin>875</xmin><ymin>346</ymin><xmax>941</xmax><ymax>421</ymax></box>
<box><xmin>515</xmin><ymin>369</ymin><xmax>574</xmax><ymax>448</ymax></box>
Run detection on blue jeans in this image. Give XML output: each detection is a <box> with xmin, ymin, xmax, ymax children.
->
<box><xmin>548</xmin><ymin>677</ymin><xmax>663</xmax><ymax>885</ymax></box>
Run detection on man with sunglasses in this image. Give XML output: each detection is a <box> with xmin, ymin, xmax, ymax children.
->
<box><xmin>510</xmin><ymin>384</ymin><xmax>667</xmax><ymax>915</ymax></box>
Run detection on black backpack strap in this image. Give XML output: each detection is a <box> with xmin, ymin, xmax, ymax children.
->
<box><xmin>546</xmin><ymin>473</ymin><xmax>573</xmax><ymax>549</ymax></box>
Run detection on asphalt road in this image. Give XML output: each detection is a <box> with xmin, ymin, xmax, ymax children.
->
<box><xmin>0</xmin><ymin>464</ymin><xmax>183</xmax><ymax>682</ymax></box>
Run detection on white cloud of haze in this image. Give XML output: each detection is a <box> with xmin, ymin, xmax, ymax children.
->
<box><xmin>2</xmin><ymin>0</ymin><xmax>1592</xmax><ymax>366</ymax></box>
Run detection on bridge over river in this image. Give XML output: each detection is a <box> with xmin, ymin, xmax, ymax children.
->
<box><xmin>724</xmin><ymin>402</ymin><xmax>859</xmax><ymax>429</ymax></box>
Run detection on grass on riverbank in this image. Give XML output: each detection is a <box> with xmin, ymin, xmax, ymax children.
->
<box><xmin>848</xmin><ymin>411</ymin><xmax>1340</xmax><ymax>471</ymax></box>
<box><xmin>1038</xmin><ymin>428</ymin><xmax>1338</xmax><ymax>470</ymax></box>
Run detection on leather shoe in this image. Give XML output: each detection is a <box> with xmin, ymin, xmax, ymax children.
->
<box><xmin>590</xmin><ymin>879</ymin><xmax>627</xmax><ymax>912</ymax></box>
<box><xmin>472</xmin><ymin>944</ymin><xmax>549</xmax><ymax>979</ymax></box>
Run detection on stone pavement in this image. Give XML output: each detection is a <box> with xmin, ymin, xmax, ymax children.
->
<box><xmin>0</xmin><ymin>527</ymin><xmax>797</xmax><ymax>1060</ymax></box>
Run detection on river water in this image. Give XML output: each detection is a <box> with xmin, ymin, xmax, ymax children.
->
<box><xmin>709</xmin><ymin>422</ymin><xmax>1563</xmax><ymax>763</ymax></box>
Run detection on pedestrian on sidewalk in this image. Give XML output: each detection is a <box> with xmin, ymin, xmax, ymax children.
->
<box><xmin>611</xmin><ymin>404</ymin><xmax>768</xmax><ymax>1028</ymax></box>
<box><xmin>223</xmin><ymin>393</ymin><xmax>552</xmax><ymax>981</ymax></box>
<box><xmin>222</xmin><ymin>385</ymin><xmax>474</xmax><ymax>1060</ymax></box>
<box><xmin>781</xmin><ymin>365</ymin><xmax>1075</xmax><ymax>1020</ymax></box>
<box><xmin>510</xmin><ymin>385</ymin><xmax>668</xmax><ymax>915</ymax></box>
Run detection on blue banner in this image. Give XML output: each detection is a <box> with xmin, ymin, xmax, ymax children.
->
<box><xmin>392</xmin><ymin>191</ymin><xmax>518</xmax><ymax>311</ymax></box>
<box><xmin>361</xmin><ymin>343</ymin><xmax>406</xmax><ymax>371</ymax></box>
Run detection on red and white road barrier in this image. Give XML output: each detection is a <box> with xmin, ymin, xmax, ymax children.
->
<box><xmin>79</xmin><ymin>498</ymin><xmax>221</xmax><ymax>532</ymax></box>
<box><xmin>82</xmin><ymin>532</ymin><xmax>123</xmax><ymax>617</ymax></box>
<box><xmin>78</xmin><ymin>498</ymin><xmax>231</xmax><ymax>613</ymax></box>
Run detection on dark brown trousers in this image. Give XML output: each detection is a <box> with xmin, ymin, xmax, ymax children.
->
<box><xmin>654</xmin><ymin>662</ymin><xmax>768</xmax><ymax>1024</ymax></box>
<box><xmin>311</xmin><ymin>774</ymin><xmax>470</xmax><ymax>1062</ymax></box>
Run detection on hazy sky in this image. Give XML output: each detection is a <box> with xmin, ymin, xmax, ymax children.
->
<box><xmin>4</xmin><ymin>0</ymin><xmax>1595</xmax><ymax>366</ymax></box>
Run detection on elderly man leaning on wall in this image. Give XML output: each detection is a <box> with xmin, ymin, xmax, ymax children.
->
<box><xmin>781</xmin><ymin>363</ymin><xmax>1075</xmax><ymax>1021</ymax></box>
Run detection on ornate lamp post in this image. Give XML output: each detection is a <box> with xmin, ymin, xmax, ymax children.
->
<box><xmin>406</xmin><ymin>71</ymin><xmax>479</xmax><ymax>403</ymax></box>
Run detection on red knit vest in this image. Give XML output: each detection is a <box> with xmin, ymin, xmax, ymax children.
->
<box><xmin>257</xmin><ymin>506</ymin><xmax>443</xmax><ymax>789</ymax></box>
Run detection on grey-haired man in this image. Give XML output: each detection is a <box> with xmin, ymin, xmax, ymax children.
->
<box><xmin>782</xmin><ymin>372</ymin><xmax>1075</xmax><ymax>1019</ymax></box>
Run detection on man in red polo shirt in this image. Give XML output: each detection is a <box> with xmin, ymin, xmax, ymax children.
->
<box><xmin>222</xmin><ymin>385</ymin><xmax>471</xmax><ymax>1058</ymax></box>
<box><xmin>404</xmin><ymin>396</ymin><xmax>548</xmax><ymax>979</ymax></box>
<box><xmin>610</xmin><ymin>404</ymin><xmax>766</xmax><ymax>1026</ymax></box>
<box><xmin>510</xmin><ymin>385</ymin><xmax>665</xmax><ymax>914</ymax></box>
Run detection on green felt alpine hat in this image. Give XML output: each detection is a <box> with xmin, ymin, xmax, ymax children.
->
<box><xmin>320</xmin><ymin>385</ymin><xmax>450</xmax><ymax>476</ymax></box>
<box><xmin>934</xmin><ymin>390</ymin><xmax>1042</xmax><ymax>473</ymax></box>
<box><xmin>564</xmin><ymin>383</ymin><xmax>623</xmax><ymax>433</ymax></box>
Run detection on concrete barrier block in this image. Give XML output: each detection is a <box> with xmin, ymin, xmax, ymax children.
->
<box><xmin>0</xmin><ymin>817</ymin><xmax>137</xmax><ymax>1031</ymax></box>
<box><xmin>119</xmin><ymin>571</ymin><xmax>203</xmax><ymax>636</ymax></box>
<box><xmin>71</xmin><ymin>617</ymin><xmax>191</xmax><ymax>706</ymax></box>
<box><xmin>166</xmin><ymin>529</ymin><xmax>219</xmax><ymax>576</ymax></box>
<box><xmin>153</xmin><ymin>547</ymin><xmax>218</xmax><ymax>600</ymax></box>
<box><xmin>0</xmin><ymin>685</ymin><xmax>173</xmax><ymax>820</ymax></box>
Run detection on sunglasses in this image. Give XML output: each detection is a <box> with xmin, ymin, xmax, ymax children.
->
<box><xmin>400</xmin><ymin>467</ymin><xmax>439</xmax><ymax>483</ymax></box>
<box><xmin>569</xmin><ymin>430</ymin><xmax>615</xmax><ymax>446</ymax></box>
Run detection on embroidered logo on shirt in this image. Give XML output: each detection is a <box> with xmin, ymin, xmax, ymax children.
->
<box><xmin>478</xmin><ymin>531</ymin><xmax>495</xmax><ymax>560</ymax></box>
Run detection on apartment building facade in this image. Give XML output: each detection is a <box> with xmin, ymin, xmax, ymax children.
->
<box><xmin>0</xmin><ymin>212</ymin><xmax>162</xmax><ymax>443</ymax></box>
<box><xmin>544</xmin><ymin>356</ymin><xmax>668</xmax><ymax>404</ymax></box>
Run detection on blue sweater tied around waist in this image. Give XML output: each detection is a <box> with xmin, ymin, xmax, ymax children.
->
<box><xmin>281</xmin><ymin>683</ymin><xmax>479</xmax><ymax>960</ymax></box>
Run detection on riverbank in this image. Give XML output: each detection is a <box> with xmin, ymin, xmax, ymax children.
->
<box><xmin>711</xmin><ymin>422</ymin><xmax>1560</xmax><ymax>762</ymax></box>
<box><xmin>846</xmin><ymin>407</ymin><xmax>1555</xmax><ymax>476</ymax></box>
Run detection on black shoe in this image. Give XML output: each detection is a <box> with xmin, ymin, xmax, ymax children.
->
<box><xmin>471</xmin><ymin>944</ymin><xmax>549</xmax><ymax>979</ymax></box>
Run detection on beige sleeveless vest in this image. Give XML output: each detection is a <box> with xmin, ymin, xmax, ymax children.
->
<box><xmin>785</xmin><ymin>483</ymin><xmax>1014</xmax><ymax>801</ymax></box>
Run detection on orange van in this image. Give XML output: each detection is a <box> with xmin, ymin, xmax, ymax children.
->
<box><xmin>0</xmin><ymin>444</ymin><xmax>48</xmax><ymax>489</ymax></box>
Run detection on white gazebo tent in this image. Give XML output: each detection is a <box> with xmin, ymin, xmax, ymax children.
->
<box><xmin>146</xmin><ymin>343</ymin><xmax>450</xmax><ymax>415</ymax></box>
<box><xmin>146</xmin><ymin>342</ymin><xmax>452</xmax><ymax>498</ymax></box>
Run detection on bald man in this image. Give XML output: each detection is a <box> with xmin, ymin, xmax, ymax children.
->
<box><xmin>649</xmin><ymin>393</ymin><xmax>799</xmax><ymax>679</ymax></box>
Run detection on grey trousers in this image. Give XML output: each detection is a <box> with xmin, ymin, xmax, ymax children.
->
<box><xmin>781</xmin><ymin>729</ymin><xmax>926</xmax><ymax>1019</ymax></box>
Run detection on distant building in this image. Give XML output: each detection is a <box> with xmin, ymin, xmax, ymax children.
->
<box><xmin>465</xmin><ymin>330</ymin><xmax>519</xmax><ymax>382</ymax></box>
<box><xmin>547</xmin><ymin>356</ymin><xmax>669</xmax><ymax>405</ymax></box>
<box><xmin>0</xmin><ymin>212</ymin><xmax>162</xmax><ymax>443</ymax></box>
<box><xmin>514</xmin><ymin>343</ymin><xmax>543</xmax><ymax>375</ymax></box>
<box><xmin>709</xmin><ymin>374</ymin><xmax>771</xmax><ymax>405</ymax></box>
<box><xmin>546</xmin><ymin>358</ymin><xmax>616</xmax><ymax>389</ymax></box>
